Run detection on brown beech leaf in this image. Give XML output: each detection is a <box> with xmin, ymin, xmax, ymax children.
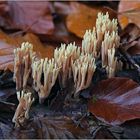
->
<box><xmin>0</xmin><ymin>31</ymin><xmax>55</xmax><ymax>71</ymax></box>
<box><xmin>88</xmin><ymin>77</ymin><xmax>140</xmax><ymax>125</ymax></box>
<box><xmin>118</xmin><ymin>0</ymin><xmax>140</xmax><ymax>29</ymax></box>
<box><xmin>0</xmin><ymin>1</ymin><xmax>54</xmax><ymax>35</ymax></box>
<box><xmin>66</xmin><ymin>2</ymin><xmax>116</xmax><ymax>38</ymax></box>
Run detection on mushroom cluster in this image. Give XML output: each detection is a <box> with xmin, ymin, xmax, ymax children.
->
<box><xmin>12</xmin><ymin>12</ymin><xmax>122</xmax><ymax>127</ymax></box>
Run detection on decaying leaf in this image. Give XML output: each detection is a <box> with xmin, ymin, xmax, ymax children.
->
<box><xmin>88</xmin><ymin>77</ymin><xmax>140</xmax><ymax>125</ymax></box>
<box><xmin>66</xmin><ymin>2</ymin><xmax>117</xmax><ymax>38</ymax></box>
<box><xmin>118</xmin><ymin>0</ymin><xmax>140</xmax><ymax>29</ymax></box>
<box><xmin>0</xmin><ymin>31</ymin><xmax>55</xmax><ymax>71</ymax></box>
<box><xmin>0</xmin><ymin>1</ymin><xmax>54</xmax><ymax>35</ymax></box>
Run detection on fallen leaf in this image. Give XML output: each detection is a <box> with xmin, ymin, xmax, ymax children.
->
<box><xmin>0</xmin><ymin>1</ymin><xmax>54</xmax><ymax>35</ymax></box>
<box><xmin>66</xmin><ymin>2</ymin><xmax>116</xmax><ymax>38</ymax></box>
<box><xmin>118</xmin><ymin>0</ymin><xmax>140</xmax><ymax>29</ymax></box>
<box><xmin>88</xmin><ymin>77</ymin><xmax>140</xmax><ymax>125</ymax></box>
<box><xmin>0</xmin><ymin>31</ymin><xmax>55</xmax><ymax>71</ymax></box>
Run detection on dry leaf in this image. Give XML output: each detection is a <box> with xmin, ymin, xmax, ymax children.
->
<box><xmin>118</xmin><ymin>0</ymin><xmax>140</xmax><ymax>29</ymax></box>
<box><xmin>66</xmin><ymin>2</ymin><xmax>116</xmax><ymax>38</ymax></box>
<box><xmin>88</xmin><ymin>77</ymin><xmax>140</xmax><ymax>125</ymax></box>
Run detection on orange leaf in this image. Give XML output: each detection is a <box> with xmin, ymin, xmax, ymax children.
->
<box><xmin>118</xmin><ymin>0</ymin><xmax>140</xmax><ymax>29</ymax></box>
<box><xmin>66</xmin><ymin>2</ymin><xmax>116</xmax><ymax>38</ymax></box>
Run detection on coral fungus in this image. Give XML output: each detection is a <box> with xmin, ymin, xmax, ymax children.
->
<box><xmin>13</xmin><ymin>42</ymin><xmax>36</xmax><ymax>90</ymax></box>
<box><xmin>32</xmin><ymin>58</ymin><xmax>60</xmax><ymax>103</ymax></box>
<box><xmin>54</xmin><ymin>42</ymin><xmax>80</xmax><ymax>88</ymax></box>
<box><xmin>72</xmin><ymin>53</ymin><xmax>96</xmax><ymax>96</ymax></box>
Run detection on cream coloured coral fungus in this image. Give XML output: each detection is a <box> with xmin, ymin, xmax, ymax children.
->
<box><xmin>82</xmin><ymin>12</ymin><xmax>121</xmax><ymax>78</ymax></box>
<box><xmin>106</xmin><ymin>48</ymin><xmax>117</xmax><ymax>78</ymax></box>
<box><xmin>72</xmin><ymin>53</ymin><xmax>96</xmax><ymax>97</ymax></box>
<box><xmin>101</xmin><ymin>31</ymin><xmax>120</xmax><ymax>67</ymax></box>
<box><xmin>32</xmin><ymin>58</ymin><xmax>60</xmax><ymax>103</ymax></box>
<box><xmin>54</xmin><ymin>42</ymin><xmax>80</xmax><ymax>88</ymax></box>
<box><xmin>106</xmin><ymin>48</ymin><xmax>123</xmax><ymax>78</ymax></box>
<box><xmin>82</xmin><ymin>28</ymin><xmax>98</xmax><ymax>57</ymax></box>
<box><xmin>82</xmin><ymin>12</ymin><xmax>118</xmax><ymax>56</ymax></box>
<box><xmin>96</xmin><ymin>12</ymin><xmax>118</xmax><ymax>49</ymax></box>
<box><xmin>13</xmin><ymin>42</ymin><xmax>36</xmax><ymax>91</ymax></box>
<box><xmin>12</xmin><ymin>91</ymin><xmax>34</xmax><ymax>127</ymax></box>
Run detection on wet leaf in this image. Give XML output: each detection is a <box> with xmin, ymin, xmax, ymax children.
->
<box><xmin>0</xmin><ymin>31</ymin><xmax>55</xmax><ymax>71</ymax></box>
<box><xmin>66</xmin><ymin>2</ymin><xmax>116</xmax><ymax>38</ymax></box>
<box><xmin>0</xmin><ymin>1</ymin><xmax>54</xmax><ymax>35</ymax></box>
<box><xmin>118</xmin><ymin>0</ymin><xmax>140</xmax><ymax>29</ymax></box>
<box><xmin>88</xmin><ymin>77</ymin><xmax>140</xmax><ymax>125</ymax></box>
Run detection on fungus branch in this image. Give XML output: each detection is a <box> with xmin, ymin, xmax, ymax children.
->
<box><xmin>32</xmin><ymin>58</ymin><xmax>60</xmax><ymax>103</ymax></box>
<box><xmin>13</xmin><ymin>42</ymin><xmax>36</xmax><ymax>91</ymax></box>
<box><xmin>101</xmin><ymin>31</ymin><xmax>120</xmax><ymax>67</ymax></box>
<box><xmin>54</xmin><ymin>42</ymin><xmax>80</xmax><ymax>88</ymax></box>
<box><xmin>82</xmin><ymin>28</ymin><xmax>98</xmax><ymax>57</ymax></box>
<box><xmin>12</xmin><ymin>91</ymin><xmax>34</xmax><ymax>127</ymax></box>
<box><xmin>82</xmin><ymin>12</ymin><xmax>118</xmax><ymax>57</ymax></box>
<box><xmin>72</xmin><ymin>53</ymin><xmax>96</xmax><ymax>97</ymax></box>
